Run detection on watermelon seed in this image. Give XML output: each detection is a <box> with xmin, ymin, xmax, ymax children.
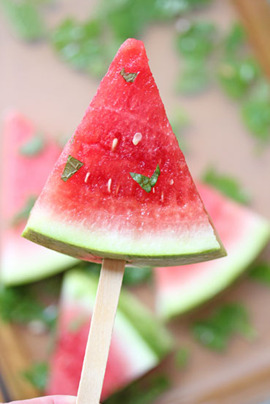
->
<box><xmin>84</xmin><ymin>172</ymin><xmax>90</xmax><ymax>183</ymax></box>
<box><xmin>116</xmin><ymin>184</ymin><xmax>120</xmax><ymax>195</ymax></box>
<box><xmin>170</xmin><ymin>179</ymin><xmax>174</xmax><ymax>185</ymax></box>
<box><xmin>107</xmin><ymin>178</ymin><xmax>112</xmax><ymax>193</ymax></box>
<box><xmin>111</xmin><ymin>138</ymin><xmax>118</xmax><ymax>151</ymax></box>
<box><xmin>161</xmin><ymin>192</ymin><xmax>164</xmax><ymax>202</ymax></box>
<box><xmin>133</xmin><ymin>132</ymin><xmax>142</xmax><ymax>145</ymax></box>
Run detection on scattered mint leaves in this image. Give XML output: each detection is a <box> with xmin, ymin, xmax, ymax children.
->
<box><xmin>192</xmin><ymin>303</ymin><xmax>256</xmax><ymax>351</ymax></box>
<box><xmin>19</xmin><ymin>133</ymin><xmax>45</xmax><ymax>156</ymax></box>
<box><xmin>11</xmin><ymin>195</ymin><xmax>37</xmax><ymax>226</ymax></box>
<box><xmin>0</xmin><ymin>0</ymin><xmax>46</xmax><ymax>41</ymax></box>
<box><xmin>130</xmin><ymin>165</ymin><xmax>160</xmax><ymax>193</ymax></box>
<box><xmin>61</xmin><ymin>155</ymin><xmax>83</xmax><ymax>182</ymax></box>
<box><xmin>249</xmin><ymin>262</ymin><xmax>270</xmax><ymax>286</ymax></box>
<box><xmin>22</xmin><ymin>362</ymin><xmax>48</xmax><ymax>391</ymax></box>
<box><xmin>202</xmin><ymin>167</ymin><xmax>250</xmax><ymax>205</ymax></box>
<box><xmin>120</xmin><ymin>68</ymin><xmax>138</xmax><ymax>83</ymax></box>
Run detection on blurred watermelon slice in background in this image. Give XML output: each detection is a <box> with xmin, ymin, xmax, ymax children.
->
<box><xmin>0</xmin><ymin>111</ymin><xmax>77</xmax><ymax>286</ymax></box>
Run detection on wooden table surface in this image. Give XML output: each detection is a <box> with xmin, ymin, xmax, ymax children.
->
<box><xmin>1</xmin><ymin>0</ymin><xmax>270</xmax><ymax>403</ymax></box>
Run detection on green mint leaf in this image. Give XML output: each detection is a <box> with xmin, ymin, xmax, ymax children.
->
<box><xmin>61</xmin><ymin>155</ymin><xmax>83</xmax><ymax>182</ymax></box>
<box><xmin>176</xmin><ymin>21</ymin><xmax>218</xmax><ymax>58</ymax></box>
<box><xmin>120</xmin><ymin>68</ymin><xmax>138</xmax><ymax>83</ymax></box>
<box><xmin>218</xmin><ymin>58</ymin><xmax>260</xmax><ymax>99</ymax></box>
<box><xmin>241</xmin><ymin>98</ymin><xmax>270</xmax><ymax>143</ymax></box>
<box><xmin>11</xmin><ymin>195</ymin><xmax>37</xmax><ymax>226</ymax></box>
<box><xmin>19</xmin><ymin>133</ymin><xmax>45</xmax><ymax>156</ymax></box>
<box><xmin>202</xmin><ymin>167</ymin><xmax>251</xmax><ymax>205</ymax></box>
<box><xmin>224</xmin><ymin>23</ymin><xmax>246</xmax><ymax>56</ymax></box>
<box><xmin>192</xmin><ymin>303</ymin><xmax>256</xmax><ymax>352</ymax></box>
<box><xmin>175</xmin><ymin>347</ymin><xmax>190</xmax><ymax>370</ymax></box>
<box><xmin>52</xmin><ymin>18</ymin><xmax>109</xmax><ymax>78</ymax></box>
<box><xmin>249</xmin><ymin>262</ymin><xmax>270</xmax><ymax>286</ymax></box>
<box><xmin>104</xmin><ymin>373</ymin><xmax>170</xmax><ymax>404</ymax></box>
<box><xmin>177</xmin><ymin>60</ymin><xmax>211</xmax><ymax>95</ymax></box>
<box><xmin>123</xmin><ymin>266</ymin><xmax>152</xmax><ymax>286</ymax></box>
<box><xmin>1</xmin><ymin>0</ymin><xmax>45</xmax><ymax>41</ymax></box>
<box><xmin>130</xmin><ymin>164</ymin><xmax>160</xmax><ymax>193</ymax></box>
<box><xmin>22</xmin><ymin>362</ymin><xmax>48</xmax><ymax>391</ymax></box>
<box><xmin>0</xmin><ymin>285</ymin><xmax>56</xmax><ymax>329</ymax></box>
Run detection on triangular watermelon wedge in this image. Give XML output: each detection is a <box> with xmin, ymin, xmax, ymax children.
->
<box><xmin>0</xmin><ymin>111</ymin><xmax>77</xmax><ymax>285</ymax></box>
<box><xmin>154</xmin><ymin>183</ymin><xmax>270</xmax><ymax>319</ymax></box>
<box><xmin>47</xmin><ymin>270</ymin><xmax>172</xmax><ymax>400</ymax></box>
<box><xmin>23</xmin><ymin>39</ymin><xmax>225</xmax><ymax>266</ymax></box>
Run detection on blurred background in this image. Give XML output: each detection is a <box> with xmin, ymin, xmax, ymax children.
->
<box><xmin>0</xmin><ymin>0</ymin><xmax>270</xmax><ymax>403</ymax></box>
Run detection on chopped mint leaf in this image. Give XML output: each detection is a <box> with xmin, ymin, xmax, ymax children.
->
<box><xmin>218</xmin><ymin>58</ymin><xmax>260</xmax><ymax>99</ymax></box>
<box><xmin>0</xmin><ymin>285</ymin><xmax>57</xmax><ymax>330</ymax></box>
<box><xmin>176</xmin><ymin>21</ymin><xmax>218</xmax><ymax>58</ymax></box>
<box><xmin>224</xmin><ymin>23</ymin><xmax>246</xmax><ymax>56</ymax></box>
<box><xmin>104</xmin><ymin>373</ymin><xmax>170</xmax><ymax>404</ymax></box>
<box><xmin>52</xmin><ymin>18</ymin><xmax>109</xmax><ymax>78</ymax></box>
<box><xmin>22</xmin><ymin>362</ymin><xmax>48</xmax><ymax>391</ymax></box>
<box><xmin>192</xmin><ymin>303</ymin><xmax>256</xmax><ymax>352</ymax></box>
<box><xmin>130</xmin><ymin>165</ymin><xmax>160</xmax><ymax>193</ymax></box>
<box><xmin>1</xmin><ymin>0</ymin><xmax>45</xmax><ymax>41</ymax></box>
<box><xmin>177</xmin><ymin>60</ymin><xmax>210</xmax><ymax>95</ymax></box>
<box><xmin>175</xmin><ymin>347</ymin><xmax>190</xmax><ymax>369</ymax></box>
<box><xmin>241</xmin><ymin>98</ymin><xmax>270</xmax><ymax>143</ymax></box>
<box><xmin>61</xmin><ymin>155</ymin><xmax>83</xmax><ymax>182</ymax></box>
<box><xmin>120</xmin><ymin>68</ymin><xmax>138</xmax><ymax>83</ymax></box>
<box><xmin>249</xmin><ymin>262</ymin><xmax>270</xmax><ymax>286</ymax></box>
<box><xmin>19</xmin><ymin>133</ymin><xmax>45</xmax><ymax>156</ymax></box>
<box><xmin>202</xmin><ymin>167</ymin><xmax>250</xmax><ymax>205</ymax></box>
<box><xmin>11</xmin><ymin>195</ymin><xmax>37</xmax><ymax>226</ymax></box>
<box><xmin>123</xmin><ymin>266</ymin><xmax>152</xmax><ymax>286</ymax></box>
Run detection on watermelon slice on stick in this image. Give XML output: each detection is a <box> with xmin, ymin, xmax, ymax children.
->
<box><xmin>23</xmin><ymin>39</ymin><xmax>225</xmax><ymax>404</ymax></box>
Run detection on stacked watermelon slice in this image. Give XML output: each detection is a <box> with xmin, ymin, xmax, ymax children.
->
<box><xmin>0</xmin><ymin>111</ymin><xmax>77</xmax><ymax>286</ymax></box>
<box><xmin>47</xmin><ymin>270</ymin><xmax>172</xmax><ymax>401</ymax></box>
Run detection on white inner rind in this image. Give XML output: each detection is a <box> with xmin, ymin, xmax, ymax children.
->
<box><xmin>24</xmin><ymin>203</ymin><xmax>223</xmax><ymax>264</ymax></box>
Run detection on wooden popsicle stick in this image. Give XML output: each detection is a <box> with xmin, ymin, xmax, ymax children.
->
<box><xmin>76</xmin><ymin>258</ymin><xmax>126</xmax><ymax>404</ymax></box>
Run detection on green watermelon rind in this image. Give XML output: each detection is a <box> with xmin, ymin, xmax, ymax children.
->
<box><xmin>23</xmin><ymin>207</ymin><xmax>225</xmax><ymax>266</ymax></box>
<box><xmin>1</xmin><ymin>248</ymin><xmax>77</xmax><ymax>286</ymax></box>
<box><xmin>156</xmin><ymin>218</ymin><xmax>270</xmax><ymax>319</ymax></box>
<box><xmin>62</xmin><ymin>270</ymin><xmax>172</xmax><ymax>362</ymax></box>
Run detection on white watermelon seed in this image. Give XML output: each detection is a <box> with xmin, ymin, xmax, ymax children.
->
<box><xmin>170</xmin><ymin>179</ymin><xmax>174</xmax><ymax>185</ymax></box>
<box><xmin>132</xmin><ymin>132</ymin><xmax>142</xmax><ymax>145</ymax></box>
<box><xmin>161</xmin><ymin>192</ymin><xmax>164</xmax><ymax>202</ymax></box>
<box><xmin>111</xmin><ymin>138</ymin><xmax>118</xmax><ymax>151</ymax></box>
<box><xmin>84</xmin><ymin>172</ymin><xmax>90</xmax><ymax>183</ymax></box>
<box><xmin>108</xmin><ymin>178</ymin><xmax>112</xmax><ymax>193</ymax></box>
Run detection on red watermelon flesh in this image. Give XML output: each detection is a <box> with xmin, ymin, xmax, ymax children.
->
<box><xmin>47</xmin><ymin>270</ymin><xmax>172</xmax><ymax>400</ymax></box>
<box><xmin>23</xmin><ymin>39</ymin><xmax>225</xmax><ymax>266</ymax></box>
<box><xmin>154</xmin><ymin>183</ymin><xmax>270</xmax><ymax>319</ymax></box>
<box><xmin>0</xmin><ymin>111</ymin><xmax>77</xmax><ymax>285</ymax></box>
